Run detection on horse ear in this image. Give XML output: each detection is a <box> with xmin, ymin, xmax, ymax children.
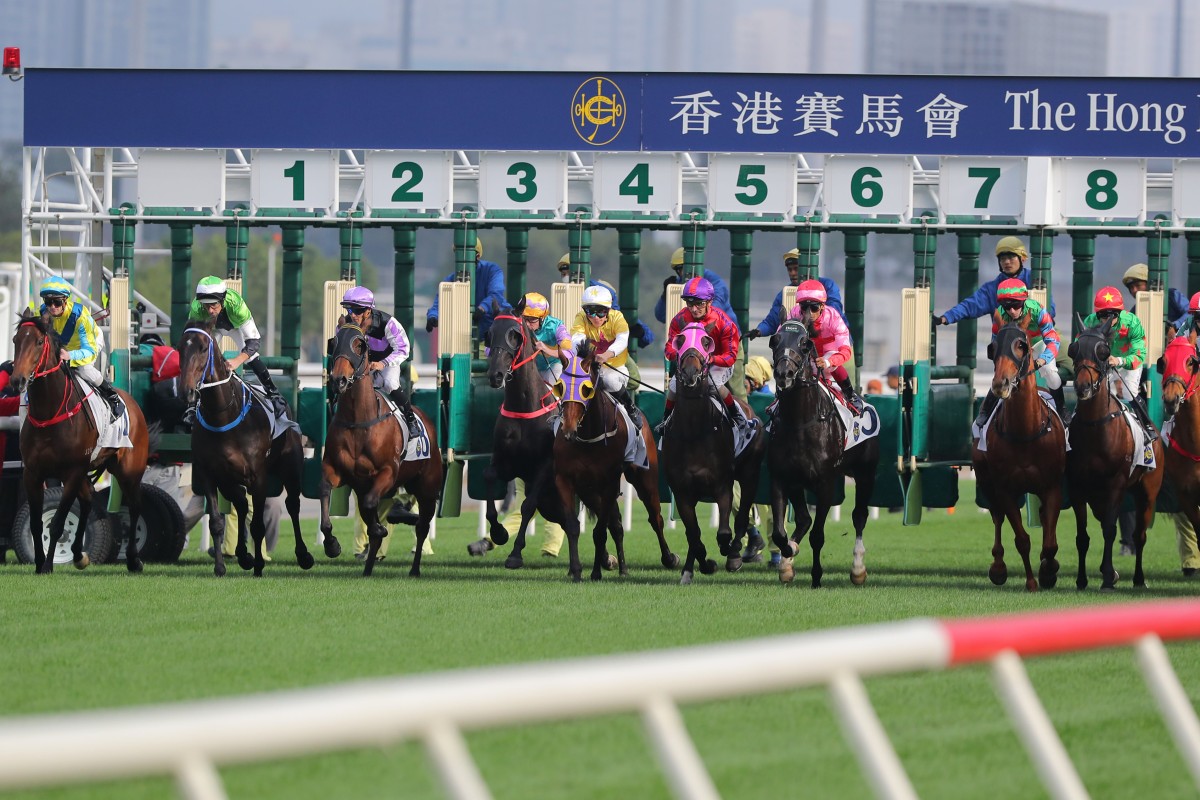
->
<box><xmin>1076</xmin><ymin>312</ymin><xmax>1087</xmax><ymax>331</ymax></box>
<box><xmin>514</xmin><ymin>297</ymin><xmax>527</xmax><ymax>316</ymax></box>
<box><xmin>1156</xmin><ymin>355</ymin><xmax>1166</xmax><ymax>374</ymax></box>
<box><xmin>1067</xmin><ymin>341</ymin><xmax>1078</xmax><ymax>360</ymax></box>
<box><xmin>701</xmin><ymin>335</ymin><xmax>714</xmax><ymax>354</ymax></box>
<box><xmin>986</xmin><ymin>342</ymin><xmax>995</xmax><ymax>361</ymax></box>
<box><xmin>768</xmin><ymin>334</ymin><xmax>780</xmax><ymax>351</ymax></box>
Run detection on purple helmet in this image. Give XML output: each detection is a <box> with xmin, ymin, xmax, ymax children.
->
<box><xmin>341</xmin><ymin>286</ymin><xmax>375</xmax><ymax>310</ymax></box>
<box><xmin>681</xmin><ymin>276</ymin><xmax>715</xmax><ymax>301</ymax></box>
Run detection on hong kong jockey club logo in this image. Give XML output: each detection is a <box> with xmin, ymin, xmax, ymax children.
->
<box><xmin>572</xmin><ymin>77</ymin><xmax>625</xmax><ymax>146</ymax></box>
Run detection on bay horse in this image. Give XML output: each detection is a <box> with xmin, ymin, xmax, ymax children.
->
<box><xmin>661</xmin><ymin>322</ymin><xmax>765</xmax><ymax>584</ymax></box>
<box><xmin>177</xmin><ymin>317</ymin><xmax>317</xmax><ymax>577</ymax></box>
<box><xmin>320</xmin><ymin>322</ymin><xmax>442</xmax><ymax>577</ymax></box>
<box><xmin>553</xmin><ymin>343</ymin><xmax>676</xmax><ymax>581</ymax></box>
<box><xmin>11</xmin><ymin>307</ymin><xmax>150</xmax><ymax>573</ymax></box>
<box><xmin>479</xmin><ymin>308</ymin><xmax>571</xmax><ymax>568</ymax></box>
<box><xmin>768</xmin><ymin>321</ymin><xmax>878</xmax><ymax>588</ymax></box>
<box><xmin>1069</xmin><ymin>319</ymin><xmax>1163</xmax><ymax>589</ymax></box>
<box><xmin>973</xmin><ymin>319</ymin><xmax>1067</xmax><ymax>592</ymax></box>
<box><xmin>1162</xmin><ymin>334</ymin><xmax>1200</xmax><ymax>578</ymax></box>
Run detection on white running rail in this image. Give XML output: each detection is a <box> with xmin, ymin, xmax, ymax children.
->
<box><xmin>0</xmin><ymin>600</ymin><xmax>1197</xmax><ymax>800</ymax></box>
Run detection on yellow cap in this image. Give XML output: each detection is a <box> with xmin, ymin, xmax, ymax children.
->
<box><xmin>670</xmin><ymin>247</ymin><xmax>685</xmax><ymax>267</ymax></box>
<box><xmin>783</xmin><ymin>247</ymin><xmax>800</xmax><ymax>263</ymax></box>
<box><xmin>745</xmin><ymin>356</ymin><xmax>773</xmax><ymax>387</ymax></box>
<box><xmin>557</xmin><ymin>253</ymin><xmax>570</xmax><ymax>267</ymax></box>
<box><xmin>1122</xmin><ymin>263</ymin><xmax>1149</xmax><ymax>286</ymax></box>
<box><xmin>994</xmin><ymin>236</ymin><xmax>1028</xmax><ymax>260</ymax></box>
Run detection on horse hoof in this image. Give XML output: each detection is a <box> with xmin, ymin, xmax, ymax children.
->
<box><xmin>680</xmin><ymin>570</ymin><xmax>694</xmax><ymax>585</ymax></box>
<box><xmin>788</xmin><ymin>540</ymin><xmax>804</xmax><ymax>558</ymax></box>
<box><xmin>1025</xmin><ymin>578</ymin><xmax>1039</xmax><ymax>592</ymax></box>
<box><xmin>466</xmin><ymin>539</ymin><xmax>494</xmax><ymax>557</ymax></box>
<box><xmin>988</xmin><ymin>564</ymin><xmax>1008</xmax><ymax>586</ymax></box>
<box><xmin>604</xmin><ymin>554</ymin><xmax>618</xmax><ymax>570</ymax></box>
<box><xmin>850</xmin><ymin>567</ymin><xmax>867</xmax><ymax>586</ymax></box>
<box><xmin>504</xmin><ymin>556</ymin><xmax>524</xmax><ymax>570</ymax></box>
<box><xmin>126</xmin><ymin>558</ymin><xmax>143</xmax><ymax>574</ymax></box>
<box><xmin>74</xmin><ymin>554</ymin><xmax>90</xmax><ymax>570</ymax></box>
<box><xmin>297</xmin><ymin>551</ymin><xmax>315</xmax><ymax>570</ymax></box>
<box><xmin>778</xmin><ymin>557</ymin><xmax>795</xmax><ymax>584</ymax></box>
<box><xmin>700</xmin><ymin>559</ymin><xmax>718</xmax><ymax>575</ymax></box>
<box><xmin>409</xmin><ymin>566</ymin><xmax>421</xmax><ymax>578</ymax></box>
<box><xmin>237</xmin><ymin>553</ymin><xmax>254</xmax><ymax>571</ymax></box>
<box><xmin>490</xmin><ymin>529</ymin><xmax>510</xmax><ymax>546</ymax></box>
<box><xmin>214</xmin><ymin>564</ymin><xmax>226</xmax><ymax>578</ymax></box>
<box><xmin>1076</xmin><ymin>578</ymin><xmax>1088</xmax><ymax>591</ymax></box>
<box><xmin>662</xmin><ymin>553</ymin><xmax>680</xmax><ymax>570</ymax></box>
<box><xmin>323</xmin><ymin>537</ymin><xmax>342</xmax><ymax>559</ymax></box>
<box><xmin>726</xmin><ymin>556</ymin><xmax>743</xmax><ymax>573</ymax></box>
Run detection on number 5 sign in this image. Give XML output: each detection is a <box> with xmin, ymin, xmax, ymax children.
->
<box><xmin>824</xmin><ymin>155</ymin><xmax>914</xmax><ymax>217</ymax></box>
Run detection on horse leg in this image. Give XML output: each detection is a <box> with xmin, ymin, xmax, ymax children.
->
<box><xmin>225</xmin><ymin>486</ymin><xmax>254</xmax><ymax>573</ymax></box>
<box><xmin>988</xmin><ymin>502</ymin><xmax>1008</xmax><ymax>586</ymax></box>
<box><xmin>1131</xmin><ymin>483</ymin><xmax>1154</xmax><ymax>589</ymax></box>
<box><xmin>850</xmin><ymin>463</ymin><xmax>875</xmax><ymax>586</ymax></box>
<box><xmin>43</xmin><ymin>473</ymin><xmax>85</xmax><ymax>575</ymax></box>
<box><xmin>202</xmin><ymin>484</ymin><xmax>227</xmax><ymax>578</ymax></box>
<box><xmin>73</xmin><ymin>479</ymin><xmax>94</xmax><ymax>571</ymax></box>
<box><xmin>317</xmin><ymin>467</ymin><xmax>343</xmax><ymax>559</ymax></box>
<box><xmin>1072</xmin><ymin>496</ymin><xmax>1090</xmax><ymax>591</ymax></box>
<box><xmin>483</xmin><ymin>464</ymin><xmax>510</xmax><ymax>547</ymax></box>
<box><xmin>603</xmin><ymin>499</ymin><xmax>627</xmax><ymax>576</ymax></box>
<box><xmin>1036</xmin><ymin>484</ymin><xmax>1062</xmax><ymax>590</ymax></box>
<box><xmin>625</xmin><ymin>465</ymin><xmax>677</xmax><ymax>570</ymax></box>
<box><xmin>769</xmin><ymin>479</ymin><xmax>792</xmax><ymax>582</ymax></box>
<box><xmin>717</xmin><ymin>486</ymin><xmax>742</xmax><ymax>573</ymax></box>
<box><xmin>555</xmin><ymin>476</ymin><xmax>582</xmax><ymax>582</ymax></box>
<box><xmin>23</xmin><ymin>473</ymin><xmax>47</xmax><ymax>573</ymax></box>
<box><xmin>359</xmin><ymin>481</ymin><xmax>390</xmax><ymax>578</ymax></box>
<box><xmin>809</xmin><ymin>487</ymin><xmax>834</xmax><ymax>589</ymax></box>
<box><xmin>674</xmin><ymin>497</ymin><xmax>713</xmax><ymax>585</ymax></box>
<box><xmin>247</xmin><ymin>488</ymin><xmax>269</xmax><ymax>577</ymax></box>
<box><xmin>409</xmin><ymin>472</ymin><xmax>439</xmax><ymax>578</ymax></box>
<box><xmin>281</xmin><ymin>444</ymin><xmax>314</xmax><ymax>570</ymax></box>
<box><xmin>1097</xmin><ymin>499</ymin><xmax>1120</xmax><ymax>591</ymax></box>
<box><xmin>590</xmin><ymin>504</ymin><xmax>609</xmax><ymax>582</ymax></box>
<box><xmin>1001</xmin><ymin>496</ymin><xmax>1037</xmax><ymax>592</ymax></box>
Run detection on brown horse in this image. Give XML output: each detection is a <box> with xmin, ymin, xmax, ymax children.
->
<box><xmin>1068</xmin><ymin>319</ymin><xmax>1164</xmax><ymax>590</ymax></box>
<box><xmin>11</xmin><ymin>307</ymin><xmax>149</xmax><ymax>573</ymax></box>
<box><xmin>1162</xmin><ymin>334</ymin><xmax>1200</xmax><ymax>577</ymax></box>
<box><xmin>320</xmin><ymin>322</ymin><xmax>442</xmax><ymax>577</ymax></box>
<box><xmin>553</xmin><ymin>343</ymin><xmax>676</xmax><ymax>581</ymax></box>
<box><xmin>177</xmin><ymin>317</ymin><xmax>316</xmax><ymax>577</ymax></box>
<box><xmin>973</xmin><ymin>319</ymin><xmax>1067</xmax><ymax>592</ymax></box>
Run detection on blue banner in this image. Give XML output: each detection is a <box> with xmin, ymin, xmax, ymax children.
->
<box><xmin>24</xmin><ymin>69</ymin><xmax>1200</xmax><ymax>157</ymax></box>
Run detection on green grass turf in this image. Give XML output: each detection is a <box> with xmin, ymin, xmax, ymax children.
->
<box><xmin>1</xmin><ymin>487</ymin><xmax>1198</xmax><ymax>799</ymax></box>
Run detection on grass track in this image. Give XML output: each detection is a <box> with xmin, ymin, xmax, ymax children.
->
<box><xmin>1</xmin><ymin>490</ymin><xmax>1199</xmax><ymax>799</ymax></box>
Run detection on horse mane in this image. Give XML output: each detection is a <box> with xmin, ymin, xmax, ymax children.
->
<box><xmin>188</xmin><ymin>314</ymin><xmax>218</xmax><ymax>335</ymax></box>
<box><xmin>17</xmin><ymin>307</ymin><xmax>61</xmax><ymax>349</ymax></box>
<box><xmin>576</xmin><ymin>338</ymin><xmax>596</xmax><ymax>363</ymax></box>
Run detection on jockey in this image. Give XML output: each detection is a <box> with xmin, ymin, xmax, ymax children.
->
<box><xmin>1083</xmin><ymin>284</ymin><xmax>1156</xmax><ymax>440</ymax></box>
<box><xmin>974</xmin><ymin>278</ymin><xmax>1064</xmax><ymax>428</ymax></box>
<box><xmin>1122</xmin><ymin>262</ymin><xmax>1189</xmax><ymax>335</ymax></box>
<box><xmin>37</xmin><ymin>277</ymin><xmax>123</xmax><ymax>417</ymax></box>
<box><xmin>932</xmin><ymin>236</ymin><xmax>1055</xmax><ymax>328</ymax></box>
<box><xmin>569</xmin><ymin>284</ymin><xmax>643</xmax><ymax>428</ymax></box>
<box><xmin>558</xmin><ymin>255</ymin><xmax>655</xmax><ymax>349</ymax></box>
<box><xmin>338</xmin><ymin>286</ymin><xmax>421</xmax><ymax>439</ymax></box>
<box><xmin>786</xmin><ymin>279</ymin><xmax>865</xmax><ymax>415</ymax></box>
<box><xmin>189</xmin><ymin>276</ymin><xmax>289</xmax><ymax>418</ymax></box>
<box><xmin>744</xmin><ymin>248</ymin><xmax>849</xmax><ymax>340</ymax></box>
<box><xmin>658</xmin><ymin>276</ymin><xmax>751</xmax><ymax>434</ymax></box>
<box><xmin>521</xmin><ymin>291</ymin><xmax>572</xmax><ymax>387</ymax></box>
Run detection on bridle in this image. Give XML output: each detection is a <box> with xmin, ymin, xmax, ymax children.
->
<box><xmin>772</xmin><ymin>324</ymin><xmax>819</xmax><ymax>393</ymax></box>
<box><xmin>16</xmin><ymin>318</ymin><xmax>89</xmax><ymax>428</ymax></box>
<box><xmin>181</xmin><ymin>326</ymin><xmax>252</xmax><ymax>432</ymax></box>
<box><xmin>490</xmin><ymin>314</ymin><xmax>557</xmax><ymax>418</ymax></box>
<box><xmin>328</xmin><ymin>324</ymin><xmax>371</xmax><ymax>398</ymax></box>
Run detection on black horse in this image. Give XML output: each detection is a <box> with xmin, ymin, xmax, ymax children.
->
<box><xmin>768</xmin><ymin>321</ymin><xmax>880</xmax><ymax>588</ymax></box>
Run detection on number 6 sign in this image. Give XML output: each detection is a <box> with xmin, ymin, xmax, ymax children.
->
<box><xmin>824</xmin><ymin>155</ymin><xmax>914</xmax><ymax>217</ymax></box>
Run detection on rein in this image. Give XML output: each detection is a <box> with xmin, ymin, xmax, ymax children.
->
<box><xmin>19</xmin><ymin>321</ymin><xmax>90</xmax><ymax>428</ymax></box>
<box><xmin>492</xmin><ymin>314</ymin><xmax>559</xmax><ymax>419</ymax></box>
<box><xmin>327</xmin><ymin>325</ymin><xmax>395</xmax><ymax>430</ymax></box>
<box><xmin>183</xmin><ymin>326</ymin><xmax>253</xmax><ymax>432</ymax></box>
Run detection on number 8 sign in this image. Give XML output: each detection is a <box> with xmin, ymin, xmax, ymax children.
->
<box><xmin>824</xmin><ymin>155</ymin><xmax>914</xmax><ymax>217</ymax></box>
<box><xmin>1054</xmin><ymin>157</ymin><xmax>1146</xmax><ymax>219</ymax></box>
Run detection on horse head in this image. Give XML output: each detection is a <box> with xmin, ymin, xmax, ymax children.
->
<box><xmin>176</xmin><ymin>316</ymin><xmax>223</xmax><ymax>406</ymax></box>
<box><xmin>327</xmin><ymin>323</ymin><xmax>370</xmax><ymax>401</ymax></box>
<box><xmin>10</xmin><ymin>307</ymin><xmax>57</xmax><ymax>395</ymax></box>
<box><xmin>987</xmin><ymin>320</ymin><xmax>1034</xmax><ymax>400</ymax></box>
<box><xmin>555</xmin><ymin>342</ymin><xmax>597</xmax><ymax>442</ymax></box>
<box><xmin>1160</xmin><ymin>335</ymin><xmax>1200</xmax><ymax>417</ymax></box>
<box><xmin>769</xmin><ymin>321</ymin><xmax>816</xmax><ymax>392</ymax></box>
<box><xmin>1067</xmin><ymin>316</ymin><xmax>1114</xmax><ymax>402</ymax></box>
<box><xmin>484</xmin><ymin>313</ymin><xmax>530</xmax><ymax>389</ymax></box>
<box><xmin>672</xmin><ymin>322</ymin><xmax>714</xmax><ymax>390</ymax></box>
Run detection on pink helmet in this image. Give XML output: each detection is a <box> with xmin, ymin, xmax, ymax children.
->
<box><xmin>681</xmin><ymin>276</ymin><xmax>715</xmax><ymax>301</ymax></box>
<box><xmin>1190</xmin><ymin>291</ymin><xmax>1200</xmax><ymax>313</ymax></box>
<box><xmin>341</xmin><ymin>286</ymin><xmax>375</xmax><ymax>309</ymax></box>
<box><xmin>794</xmin><ymin>279</ymin><xmax>827</xmax><ymax>304</ymax></box>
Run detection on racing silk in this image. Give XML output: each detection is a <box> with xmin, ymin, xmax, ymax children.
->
<box><xmin>426</xmin><ymin>259</ymin><xmax>510</xmax><ymax>336</ymax></box>
<box><xmin>786</xmin><ymin>304</ymin><xmax>852</xmax><ymax>368</ymax></box>
<box><xmin>1081</xmin><ymin>309</ymin><xmax>1146</xmax><ymax>370</ymax></box>
<box><xmin>532</xmin><ymin>313</ymin><xmax>571</xmax><ymax>373</ymax></box>
<box><xmin>570</xmin><ymin>308</ymin><xmax>629</xmax><ymax>369</ymax></box>
<box><xmin>990</xmin><ymin>299</ymin><xmax>1062</xmax><ymax>360</ymax></box>
<box><xmin>358</xmin><ymin>308</ymin><xmax>411</xmax><ymax>366</ymax></box>
<box><xmin>39</xmin><ymin>298</ymin><xmax>101</xmax><ymax>367</ymax></box>
<box><xmin>665</xmin><ymin>306</ymin><xmax>740</xmax><ymax>368</ymax></box>
<box><xmin>187</xmin><ymin>288</ymin><xmax>262</xmax><ymax>355</ymax></box>
<box><xmin>654</xmin><ymin>268</ymin><xmax>736</xmax><ymax>322</ymax></box>
<box><xmin>940</xmin><ymin>267</ymin><xmax>1056</xmax><ymax>324</ymax></box>
<box><xmin>755</xmin><ymin>277</ymin><xmax>849</xmax><ymax>337</ymax></box>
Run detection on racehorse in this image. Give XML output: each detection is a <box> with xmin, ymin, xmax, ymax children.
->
<box><xmin>1069</xmin><ymin>319</ymin><xmax>1163</xmax><ymax>589</ymax></box>
<box><xmin>973</xmin><ymin>318</ymin><xmax>1067</xmax><ymax>592</ymax></box>
<box><xmin>768</xmin><ymin>321</ymin><xmax>878</xmax><ymax>588</ymax></box>
<box><xmin>479</xmin><ymin>308</ymin><xmax>571</xmax><ymax>568</ymax></box>
<box><xmin>1161</xmin><ymin>334</ymin><xmax>1200</xmax><ymax>576</ymax></box>
<box><xmin>320</xmin><ymin>322</ymin><xmax>442</xmax><ymax>577</ymax></box>
<box><xmin>661</xmin><ymin>322</ymin><xmax>765</xmax><ymax>584</ymax></box>
<box><xmin>553</xmin><ymin>342</ymin><xmax>677</xmax><ymax>581</ymax></box>
<box><xmin>11</xmin><ymin>307</ymin><xmax>150</xmax><ymax>573</ymax></box>
<box><xmin>177</xmin><ymin>316</ymin><xmax>317</xmax><ymax>577</ymax></box>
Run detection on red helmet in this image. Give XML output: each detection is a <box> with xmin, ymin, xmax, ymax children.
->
<box><xmin>1094</xmin><ymin>286</ymin><xmax>1124</xmax><ymax>313</ymax></box>
<box><xmin>996</xmin><ymin>278</ymin><xmax>1028</xmax><ymax>304</ymax></box>
<box><xmin>1190</xmin><ymin>291</ymin><xmax>1200</xmax><ymax>313</ymax></box>
<box><xmin>794</xmin><ymin>279</ymin><xmax>827</xmax><ymax>304</ymax></box>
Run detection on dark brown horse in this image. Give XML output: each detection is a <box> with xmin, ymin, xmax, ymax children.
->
<box><xmin>661</xmin><ymin>322</ymin><xmax>765</xmax><ymax>584</ymax></box>
<box><xmin>553</xmin><ymin>343</ymin><xmax>676</xmax><ymax>581</ymax></box>
<box><xmin>177</xmin><ymin>317</ymin><xmax>316</xmax><ymax>577</ymax></box>
<box><xmin>478</xmin><ymin>308</ymin><xmax>571</xmax><ymax>568</ymax></box>
<box><xmin>11</xmin><ymin>307</ymin><xmax>149</xmax><ymax>573</ymax></box>
<box><xmin>973</xmin><ymin>319</ymin><xmax>1067</xmax><ymax>592</ymax></box>
<box><xmin>1162</xmin><ymin>334</ymin><xmax>1200</xmax><ymax>578</ymax></box>
<box><xmin>768</xmin><ymin>321</ymin><xmax>878</xmax><ymax>588</ymax></box>
<box><xmin>1067</xmin><ymin>318</ymin><xmax>1163</xmax><ymax>589</ymax></box>
<box><xmin>320</xmin><ymin>322</ymin><xmax>442</xmax><ymax>577</ymax></box>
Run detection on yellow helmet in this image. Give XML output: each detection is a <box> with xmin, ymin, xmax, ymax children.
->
<box><xmin>745</xmin><ymin>356</ymin><xmax>773</xmax><ymax>388</ymax></box>
<box><xmin>994</xmin><ymin>236</ymin><xmax>1028</xmax><ymax>260</ymax></box>
<box><xmin>1122</xmin><ymin>263</ymin><xmax>1149</xmax><ymax>287</ymax></box>
<box><xmin>783</xmin><ymin>247</ymin><xmax>800</xmax><ymax>263</ymax></box>
<box><xmin>670</xmin><ymin>247</ymin><xmax>685</xmax><ymax>267</ymax></box>
<box><xmin>557</xmin><ymin>253</ymin><xmax>571</xmax><ymax>268</ymax></box>
<box><xmin>522</xmin><ymin>292</ymin><xmax>550</xmax><ymax>319</ymax></box>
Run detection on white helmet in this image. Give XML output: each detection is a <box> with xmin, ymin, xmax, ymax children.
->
<box><xmin>580</xmin><ymin>284</ymin><xmax>613</xmax><ymax>309</ymax></box>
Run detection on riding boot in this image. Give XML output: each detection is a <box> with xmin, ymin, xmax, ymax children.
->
<box><xmin>974</xmin><ymin>390</ymin><xmax>999</xmax><ymax>431</ymax></box>
<box><xmin>613</xmin><ymin>387</ymin><xmax>643</xmax><ymax>430</ymax></box>
<box><xmin>97</xmin><ymin>379</ymin><xmax>122</xmax><ymax>418</ymax></box>
<box><xmin>725</xmin><ymin>398</ymin><xmax>754</xmax><ymax>433</ymax></box>
<box><xmin>1131</xmin><ymin>395</ymin><xmax>1159</xmax><ymax>443</ymax></box>
<box><xmin>654</xmin><ymin>407</ymin><xmax>673</xmax><ymax>437</ymax></box>
<box><xmin>836</xmin><ymin>377</ymin><xmax>865</xmax><ymax>415</ymax></box>
<box><xmin>249</xmin><ymin>359</ymin><xmax>289</xmax><ymax>418</ymax></box>
<box><xmin>1048</xmin><ymin>384</ymin><xmax>1069</xmax><ymax>424</ymax></box>
<box><xmin>390</xmin><ymin>388</ymin><xmax>422</xmax><ymax>439</ymax></box>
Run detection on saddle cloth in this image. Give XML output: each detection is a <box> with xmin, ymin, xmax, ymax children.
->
<box><xmin>765</xmin><ymin>382</ymin><xmax>880</xmax><ymax>452</ymax></box>
<box><xmin>1121</xmin><ymin>406</ymin><xmax>1157</xmax><ymax>475</ymax></box>
<box><xmin>974</xmin><ymin>390</ymin><xmax>1070</xmax><ymax>453</ymax></box>
<box><xmin>658</xmin><ymin>395</ymin><xmax>758</xmax><ymax>459</ymax></box>
<box><xmin>79</xmin><ymin>378</ymin><xmax>133</xmax><ymax>460</ymax></box>
<box><xmin>379</xmin><ymin>392</ymin><xmax>432</xmax><ymax>462</ymax></box>
<box><xmin>610</xmin><ymin>400</ymin><xmax>650</xmax><ymax>470</ymax></box>
<box><xmin>245</xmin><ymin>383</ymin><xmax>302</xmax><ymax>441</ymax></box>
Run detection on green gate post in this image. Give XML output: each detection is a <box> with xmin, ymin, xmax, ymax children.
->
<box><xmin>796</xmin><ymin>222</ymin><xmax>820</xmax><ymax>282</ymax></box>
<box><xmin>1070</xmin><ymin>232</ymin><xmax>1096</xmax><ymax>342</ymax></box>
<box><xmin>729</xmin><ymin>231</ymin><xmax>753</xmax><ymax>335</ymax></box>
<box><xmin>567</xmin><ymin>226</ymin><xmax>592</xmax><ymax>285</ymax></box>
<box><xmin>618</xmin><ymin>229</ymin><xmax>641</xmax><ymax>352</ymax></box>
<box><xmin>280</xmin><ymin>225</ymin><xmax>304</xmax><ymax>361</ymax></box>
<box><xmin>393</xmin><ymin>226</ymin><xmax>416</xmax><ymax>336</ymax></box>
<box><xmin>1029</xmin><ymin>230</ymin><xmax>1055</xmax><ymax>301</ymax></box>
<box><xmin>225</xmin><ymin>214</ymin><xmax>248</xmax><ymax>282</ymax></box>
<box><xmin>168</xmin><ymin>223</ymin><xmax>193</xmax><ymax>346</ymax></box>
<box><xmin>913</xmin><ymin>221</ymin><xmax>938</xmax><ymax>361</ymax></box>
<box><xmin>1187</xmin><ymin>229</ymin><xmax>1200</xmax><ymax>298</ymax></box>
<box><xmin>681</xmin><ymin>227</ymin><xmax>705</xmax><ymax>281</ymax></box>
<box><xmin>954</xmin><ymin>232</ymin><xmax>981</xmax><ymax>370</ymax></box>
<box><xmin>505</xmin><ymin>227</ymin><xmax>529</xmax><ymax>304</ymax></box>
<box><xmin>844</xmin><ymin>230</ymin><xmax>867</xmax><ymax>373</ymax></box>
<box><xmin>1146</xmin><ymin>217</ymin><xmax>1172</xmax><ymax>295</ymax></box>
<box><xmin>339</xmin><ymin>213</ymin><xmax>363</xmax><ymax>283</ymax></box>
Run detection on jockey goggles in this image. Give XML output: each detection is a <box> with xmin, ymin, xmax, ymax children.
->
<box><xmin>43</xmin><ymin>296</ymin><xmax>67</xmax><ymax>308</ymax></box>
<box><xmin>684</xmin><ymin>298</ymin><xmax>709</xmax><ymax>308</ymax></box>
<box><xmin>798</xmin><ymin>300</ymin><xmax>823</xmax><ymax>313</ymax></box>
<box><xmin>342</xmin><ymin>303</ymin><xmax>369</xmax><ymax>315</ymax></box>
<box><xmin>583</xmin><ymin>305</ymin><xmax>609</xmax><ymax>318</ymax></box>
<box><xmin>999</xmin><ymin>299</ymin><xmax>1024</xmax><ymax>312</ymax></box>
